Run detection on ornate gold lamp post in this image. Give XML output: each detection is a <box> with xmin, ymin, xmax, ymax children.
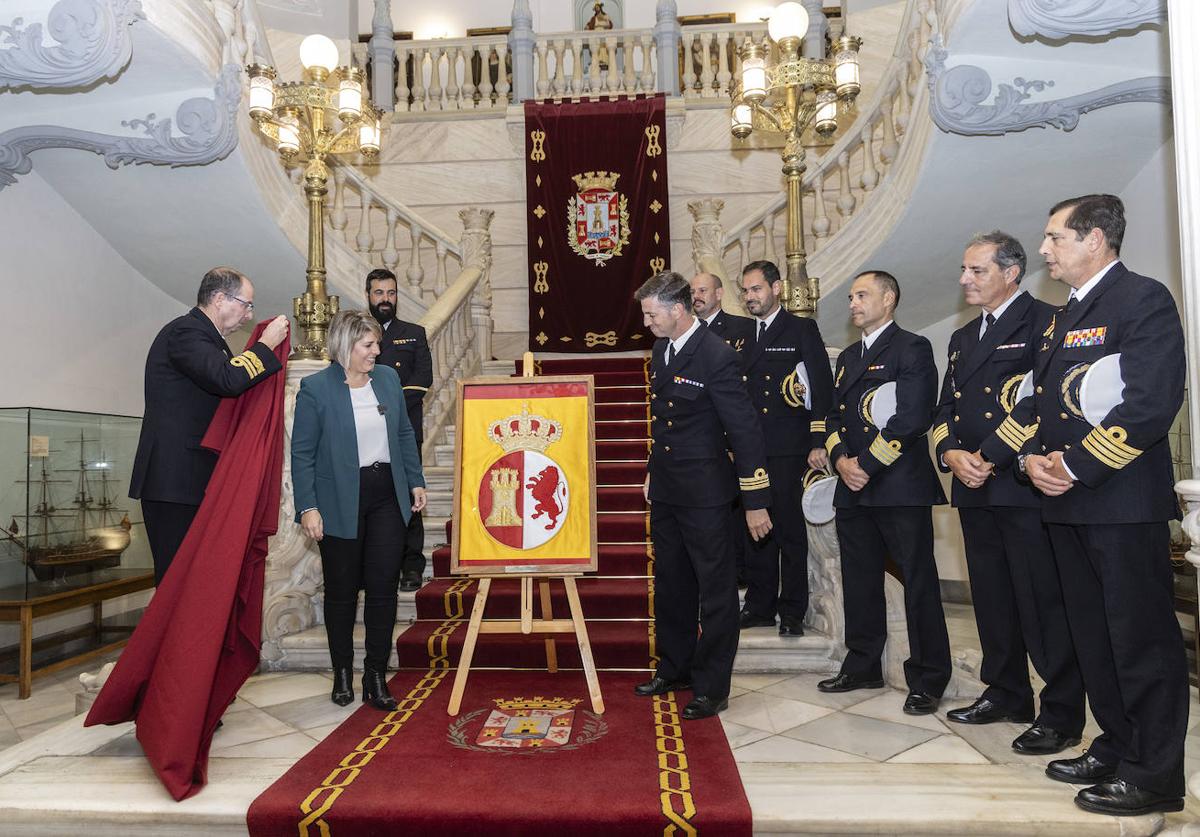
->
<box><xmin>246</xmin><ymin>34</ymin><xmax>383</xmax><ymax>359</ymax></box>
<box><xmin>730</xmin><ymin>2</ymin><xmax>861</xmax><ymax>317</ymax></box>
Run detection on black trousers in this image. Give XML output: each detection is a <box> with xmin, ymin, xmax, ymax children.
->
<box><xmin>141</xmin><ymin>499</ymin><xmax>200</xmax><ymax>585</ymax></box>
<box><xmin>651</xmin><ymin>500</ymin><xmax>739</xmax><ymax>701</ymax></box>
<box><xmin>1047</xmin><ymin>521</ymin><xmax>1187</xmax><ymax>797</ymax></box>
<box><xmin>835</xmin><ymin>505</ymin><xmax>951</xmax><ymax>696</ymax></box>
<box><xmin>402</xmin><ymin>510</ymin><xmax>425</xmax><ymax>577</ymax></box>
<box><xmin>959</xmin><ymin>507</ymin><xmax>1084</xmax><ymax>734</ymax></box>
<box><xmin>744</xmin><ymin>455</ymin><xmax>808</xmax><ymax>621</ymax></box>
<box><xmin>318</xmin><ymin>464</ymin><xmax>408</xmax><ymax>673</ymax></box>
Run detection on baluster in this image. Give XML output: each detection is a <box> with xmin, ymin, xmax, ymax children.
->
<box><xmin>356</xmin><ymin>191</ymin><xmax>374</xmax><ymax>253</ymax></box>
<box><xmin>622</xmin><ymin>37</ymin><xmax>636</xmax><ymax>93</ymax></box>
<box><xmin>495</xmin><ymin>41</ymin><xmax>511</xmax><ymax>104</ymax></box>
<box><xmin>570</xmin><ymin>38</ymin><xmax>585</xmax><ymax>95</ymax></box>
<box><xmin>761</xmin><ymin>213</ymin><xmax>778</xmax><ymax>264</ymax></box>
<box><xmin>552</xmin><ymin>39</ymin><xmax>567</xmax><ymax>96</ymax></box>
<box><xmin>605</xmin><ymin>35</ymin><xmax>620</xmax><ymax>94</ymax></box>
<box><xmin>587</xmin><ymin>35</ymin><xmax>602</xmax><ymax>93</ymax></box>
<box><xmin>435</xmin><ymin>242</ymin><xmax>449</xmax><ymax>295</ymax></box>
<box><xmin>880</xmin><ymin>87</ymin><xmax>900</xmax><ymax>163</ymax></box>
<box><xmin>536</xmin><ymin>38</ymin><xmax>550</xmax><ymax>97</ymax></box>
<box><xmin>478</xmin><ymin>44</ymin><xmax>495</xmax><ymax>107</ymax></box>
<box><xmin>406</xmin><ymin>225</ymin><xmax>425</xmax><ymax>294</ymax></box>
<box><xmin>382</xmin><ymin>209</ymin><xmax>399</xmax><ymax>270</ymax></box>
<box><xmin>411</xmin><ymin>48</ymin><xmax>427</xmax><ymax>111</ymax></box>
<box><xmin>716</xmin><ymin>32</ymin><xmax>732</xmax><ymax>97</ymax></box>
<box><xmin>731</xmin><ymin>32</ymin><xmax>744</xmax><ymax>82</ymax></box>
<box><xmin>836</xmin><ymin>151</ymin><xmax>856</xmax><ymax>218</ymax></box>
<box><xmin>448</xmin><ymin>47</ymin><xmax>464</xmax><ymax>110</ymax></box>
<box><xmin>738</xmin><ymin>231</ymin><xmax>751</xmax><ymax>269</ymax></box>
<box><xmin>428</xmin><ymin>47</ymin><xmax>445</xmax><ymax>110</ymax></box>
<box><xmin>860</xmin><ymin>126</ymin><xmax>878</xmax><ymax>191</ymax></box>
<box><xmin>699</xmin><ymin>32</ymin><xmax>715</xmax><ymax>97</ymax></box>
<box><xmin>329</xmin><ymin>167</ymin><xmax>348</xmax><ymax>231</ymax></box>
<box><xmin>462</xmin><ymin>46</ymin><xmax>478</xmax><ymax>109</ymax></box>
<box><xmin>895</xmin><ymin>76</ymin><xmax>911</xmax><ymax>133</ymax></box>
<box><xmin>639</xmin><ymin>34</ymin><xmax>655</xmax><ymax>92</ymax></box>
<box><xmin>394</xmin><ymin>45</ymin><xmax>410</xmax><ymax>112</ymax></box>
<box><xmin>811</xmin><ymin>168</ymin><xmax>831</xmax><ymax>240</ymax></box>
<box><xmin>681</xmin><ymin>31</ymin><xmax>696</xmax><ymax>97</ymax></box>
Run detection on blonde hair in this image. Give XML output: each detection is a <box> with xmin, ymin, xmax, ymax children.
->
<box><xmin>327</xmin><ymin>309</ymin><xmax>382</xmax><ymax>367</ymax></box>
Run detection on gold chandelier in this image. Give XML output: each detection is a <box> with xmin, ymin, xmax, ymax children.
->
<box><xmin>730</xmin><ymin>2</ymin><xmax>862</xmax><ymax>317</ymax></box>
<box><xmin>246</xmin><ymin>34</ymin><xmax>384</xmax><ymax>360</ymax></box>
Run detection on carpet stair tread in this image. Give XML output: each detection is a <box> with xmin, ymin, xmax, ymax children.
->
<box><xmin>414</xmin><ymin>576</ymin><xmax>651</xmax><ymax>621</ymax></box>
<box><xmin>523</xmin><ymin>357</ymin><xmax>649</xmax><ymax>375</ymax></box>
<box><xmin>431</xmin><ymin>543</ymin><xmax>652</xmax><ymax>577</ymax></box>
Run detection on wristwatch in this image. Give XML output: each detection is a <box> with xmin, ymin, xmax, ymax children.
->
<box><xmin>1017</xmin><ymin>454</ymin><xmax>1029</xmax><ymax>474</ymax></box>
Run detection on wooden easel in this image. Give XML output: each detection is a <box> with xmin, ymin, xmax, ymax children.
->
<box><xmin>446</xmin><ymin>353</ymin><xmax>604</xmax><ymax>716</ymax></box>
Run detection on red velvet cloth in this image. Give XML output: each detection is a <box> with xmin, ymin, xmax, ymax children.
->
<box><xmin>84</xmin><ymin>322</ymin><xmax>288</xmax><ymax>800</ymax></box>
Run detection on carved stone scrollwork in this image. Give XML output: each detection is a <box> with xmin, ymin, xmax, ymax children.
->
<box><xmin>687</xmin><ymin>197</ymin><xmax>724</xmax><ymax>269</ymax></box>
<box><xmin>0</xmin><ymin>63</ymin><xmax>242</xmax><ymax>190</ymax></box>
<box><xmin>0</xmin><ymin>0</ymin><xmax>143</xmax><ymax>91</ymax></box>
<box><xmin>1008</xmin><ymin>0</ymin><xmax>1165</xmax><ymax>40</ymax></box>
<box><xmin>459</xmin><ymin>206</ymin><xmax>495</xmax><ymax>275</ymax></box>
<box><xmin>924</xmin><ymin>36</ymin><xmax>1169</xmax><ymax>136</ymax></box>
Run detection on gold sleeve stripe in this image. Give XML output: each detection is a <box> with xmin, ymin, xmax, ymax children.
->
<box><xmin>229</xmin><ymin>353</ymin><xmax>260</xmax><ymax>379</ymax></box>
<box><xmin>403</xmin><ymin>385</ymin><xmax>430</xmax><ymax>392</ymax></box>
<box><xmin>1081</xmin><ymin>424</ymin><xmax>1141</xmax><ymax>470</ymax></box>
<box><xmin>810</xmin><ymin>420</ymin><xmax>826</xmax><ymax>434</ymax></box>
<box><xmin>994</xmin><ymin>416</ymin><xmax>1031</xmax><ymax>452</ymax></box>
<box><xmin>868</xmin><ymin>433</ymin><xmax>903</xmax><ymax>466</ymax></box>
<box><xmin>931</xmin><ymin>423</ymin><xmax>950</xmax><ymax>447</ymax></box>
<box><xmin>824</xmin><ymin>431</ymin><xmax>842</xmax><ymax>456</ymax></box>
<box><xmin>740</xmin><ymin>467</ymin><xmax>771</xmax><ymax>491</ymax></box>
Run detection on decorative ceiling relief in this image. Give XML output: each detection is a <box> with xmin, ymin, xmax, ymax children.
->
<box><xmin>0</xmin><ymin>0</ymin><xmax>143</xmax><ymax>91</ymax></box>
<box><xmin>924</xmin><ymin>36</ymin><xmax>1169</xmax><ymax>136</ymax></box>
<box><xmin>1008</xmin><ymin>0</ymin><xmax>1165</xmax><ymax>40</ymax></box>
<box><xmin>0</xmin><ymin>63</ymin><xmax>241</xmax><ymax>190</ymax></box>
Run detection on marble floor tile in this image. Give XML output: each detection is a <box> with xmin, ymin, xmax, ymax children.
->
<box><xmin>92</xmin><ymin>731</ymin><xmax>144</xmax><ymax>757</ymax></box>
<box><xmin>781</xmin><ymin>711</ymin><xmax>940</xmax><ymax>762</ymax></box>
<box><xmin>729</xmin><ymin>673</ymin><xmax>792</xmax><ymax>691</ymax></box>
<box><xmin>845</xmin><ymin>690</ymin><xmax>952</xmax><ymax>734</ymax></box>
<box><xmin>733</xmin><ymin>733</ymin><xmax>871</xmax><ymax>764</ymax></box>
<box><xmin>16</xmin><ymin>718</ymin><xmax>73</xmax><ymax>742</ymax></box>
<box><xmin>303</xmin><ymin>722</ymin><xmax>341</xmax><ymax>743</ymax></box>
<box><xmin>208</xmin><ymin>707</ymin><xmax>295</xmax><ymax>750</ymax></box>
<box><xmin>720</xmin><ymin>719</ymin><xmax>772</xmax><ymax>750</ymax></box>
<box><xmin>759</xmin><ymin>673</ymin><xmax>882</xmax><ymax>710</ymax></box>
<box><xmin>1</xmin><ymin>685</ymin><xmax>77</xmax><ymax>729</ymax></box>
<box><xmin>263</xmin><ymin>693</ymin><xmax>357</xmax><ymax>732</ymax></box>
<box><xmin>236</xmin><ymin>673</ymin><xmax>332</xmax><ymax>709</ymax></box>
<box><xmin>210</xmin><ymin>731</ymin><xmax>321</xmax><ymax>760</ymax></box>
<box><xmin>887</xmin><ymin>734</ymin><xmax>990</xmax><ymax>764</ymax></box>
<box><xmin>721</xmin><ymin>692</ymin><xmax>834</xmax><ymax>734</ymax></box>
<box><xmin>949</xmin><ymin>718</ymin><xmax>1084</xmax><ymax>768</ymax></box>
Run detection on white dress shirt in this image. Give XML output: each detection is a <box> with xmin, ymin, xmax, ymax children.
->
<box><xmin>350</xmin><ymin>382</ymin><xmax>390</xmax><ymax>467</ymax></box>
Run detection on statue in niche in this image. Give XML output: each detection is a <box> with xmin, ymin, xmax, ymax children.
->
<box><xmin>585</xmin><ymin>1</ymin><xmax>614</xmax><ymax>72</ymax></box>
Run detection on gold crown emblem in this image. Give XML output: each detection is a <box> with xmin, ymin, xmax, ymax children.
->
<box><xmin>571</xmin><ymin>170</ymin><xmax>620</xmax><ymax>192</ymax></box>
<box><xmin>489</xmin><ymin>404</ymin><xmax>562</xmax><ymax>453</ymax></box>
<box><xmin>493</xmin><ymin>696</ymin><xmax>582</xmax><ymax>711</ymax></box>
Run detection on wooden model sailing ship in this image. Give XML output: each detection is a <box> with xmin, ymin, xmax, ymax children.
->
<box><xmin>3</xmin><ymin>431</ymin><xmax>132</xmax><ymax>581</ymax></box>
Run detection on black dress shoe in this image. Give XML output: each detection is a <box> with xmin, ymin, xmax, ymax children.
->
<box><xmin>1075</xmin><ymin>779</ymin><xmax>1184</xmax><ymax>816</ymax></box>
<box><xmin>778</xmin><ymin>617</ymin><xmax>805</xmax><ymax>637</ymax></box>
<box><xmin>361</xmin><ymin>668</ymin><xmax>399</xmax><ymax>711</ymax></box>
<box><xmin>331</xmin><ymin>666</ymin><xmax>354</xmax><ymax>706</ymax></box>
<box><xmin>1011</xmin><ymin>723</ymin><xmax>1081</xmax><ymax>755</ymax></box>
<box><xmin>736</xmin><ymin>572</ymin><xmax>748</xmax><ymax>590</ymax></box>
<box><xmin>1045</xmin><ymin>751</ymin><xmax>1116</xmax><ymax>784</ymax></box>
<box><xmin>399</xmin><ymin>571</ymin><xmax>422</xmax><ymax>592</ymax></box>
<box><xmin>817</xmin><ymin>672</ymin><xmax>886</xmax><ymax>693</ymax></box>
<box><xmin>681</xmin><ymin>696</ymin><xmax>728</xmax><ymax>720</ymax></box>
<box><xmin>738</xmin><ymin>609</ymin><xmax>775</xmax><ymax>629</ymax></box>
<box><xmin>902</xmin><ymin>692</ymin><xmax>939</xmax><ymax>715</ymax></box>
<box><xmin>634</xmin><ymin>675</ymin><xmax>691</xmax><ymax>697</ymax></box>
<box><xmin>946</xmin><ymin>697</ymin><xmax>1034</xmax><ymax>725</ymax></box>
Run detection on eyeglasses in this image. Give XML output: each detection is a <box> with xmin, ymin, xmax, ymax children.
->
<box><xmin>225</xmin><ymin>293</ymin><xmax>254</xmax><ymax>312</ymax></box>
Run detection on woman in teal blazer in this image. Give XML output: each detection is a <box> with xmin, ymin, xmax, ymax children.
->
<box><xmin>292</xmin><ymin>310</ymin><xmax>427</xmax><ymax>710</ymax></box>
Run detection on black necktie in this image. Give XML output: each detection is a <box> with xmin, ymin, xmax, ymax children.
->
<box><xmin>982</xmin><ymin>312</ymin><xmax>995</xmax><ymax>336</ymax></box>
<box><xmin>758</xmin><ymin>320</ymin><xmax>767</xmax><ymax>343</ymax></box>
<box><xmin>1065</xmin><ymin>294</ymin><xmax>1077</xmax><ymax>311</ymax></box>
<box><xmin>666</xmin><ymin>343</ymin><xmax>674</xmax><ymax>366</ymax></box>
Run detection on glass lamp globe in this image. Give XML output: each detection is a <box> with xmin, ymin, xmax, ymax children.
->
<box><xmin>299</xmin><ymin>34</ymin><xmax>339</xmax><ymax>73</ymax></box>
<box><xmin>768</xmin><ymin>2</ymin><xmax>809</xmax><ymax>43</ymax></box>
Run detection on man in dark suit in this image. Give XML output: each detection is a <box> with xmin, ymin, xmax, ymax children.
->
<box><xmin>737</xmin><ymin>260</ymin><xmax>833</xmax><ymax>636</ymax></box>
<box><xmin>366</xmin><ymin>268</ymin><xmax>433</xmax><ymax>592</ymax></box>
<box><xmin>933</xmin><ymin>232</ymin><xmax>1084</xmax><ymax>755</ymax></box>
<box><xmin>1023</xmin><ymin>195</ymin><xmax>1187</xmax><ymax>816</ymax></box>
<box><xmin>817</xmin><ymin>270</ymin><xmax>951</xmax><ymax>715</ymax></box>
<box><xmin>130</xmin><ymin>267</ymin><xmax>288</xmax><ymax>584</ymax></box>
<box><xmin>633</xmin><ymin>271</ymin><xmax>773</xmax><ymax>720</ymax></box>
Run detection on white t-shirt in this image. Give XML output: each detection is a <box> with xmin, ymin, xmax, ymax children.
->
<box><xmin>350</xmin><ymin>382</ymin><xmax>390</xmax><ymax>467</ymax></box>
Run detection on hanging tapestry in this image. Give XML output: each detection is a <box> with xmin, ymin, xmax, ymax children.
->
<box><xmin>525</xmin><ymin>94</ymin><xmax>671</xmax><ymax>352</ymax></box>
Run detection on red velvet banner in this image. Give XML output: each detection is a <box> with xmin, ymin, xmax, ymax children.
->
<box><xmin>525</xmin><ymin>94</ymin><xmax>671</xmax><ymax>353</ymax></box>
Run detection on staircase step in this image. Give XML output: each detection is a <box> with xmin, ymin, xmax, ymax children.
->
<box><xmin>524</xmin><ymin>357</ymin><xmax>650</xmax><ymax>375</ymax></box>
<box><xmin>597</xmin><ymin>485</ymin><xmax>648</xmax><ymax>511</ymax></box>
<box><xmin>594</xmin><ymin>402</ymin><xmax>650</xmax><ymax>421</ymax></box>
<box><xmin>434</xmin><ymin>512</ymin><xmax>649</xmax><ymax>553</ymax></box>
<box><xmin>597</xmin><ymin>439</ymin><xmax>651</xmax><ymax>460</ymax></box>
<box><xmin>597</xmin><ymin>461</ymin><xmax>648</xmax><ymax>484</ymax></box>
<box><xmin>595</xmin><ymin>419</ymin><xmax>651</xmax><ymax>440</ymax></box>
<box><xmin>432</xmin><ymin>542</ymin><xmax>653</xmax><ymax>577</ymax></box>
<box><xmin>414</xmin><ymin>576</ymin><xmax>651</xmax><ymax>620</ymax></box>
<box><xmin>595</xmin><ymin>384</ymin><xmax>650</xmax><ymax>403</ymax></box>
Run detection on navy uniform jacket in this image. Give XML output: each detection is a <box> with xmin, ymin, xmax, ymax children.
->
<box><xmin>705</xmin><ymin>309</ymin><xmax>754</xmax><ymax>357</ymax></box>
<box><xmin>376</xmin><ymin>318</ymin><xmax>432</xmax><ymax>443</ymax></box>
<box><xmin>824</xmin><ymin>323</ymin><xmax>945</xmax><ymax>509</ymax></box>
<box><xmin>648</xmin><ymin>326</ymin><xmax>772</xmax><ymax>510</ymax></box>
<box><xmin>1024</xmin><ymin>262</ymin><xmax>1183</xmax><ymax>524</ymax></box>
<box><xmin>932</xmin><ymin>293</ymin><xmax>1055</xmax><ymax>508</ymax></box>
<box><xmin>744</xmin><ymin>310</ymin><xmax>834</xmax><ymax>455</ymax></box>
<box><xmin>130</xmin><ymin>308</ymin><xmax>281</xmax><ymax>505</ymax></box>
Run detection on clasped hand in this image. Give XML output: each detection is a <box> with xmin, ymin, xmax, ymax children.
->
<box><xmin>835</xmin><ymin>455</ymin><xmax>870</xmax><ymax>492</ymax></box>
<box><xmin>945</xmin><ymin>449</ymin><xmax>994</xmax><ymax>489</ymax></box>
<box><xmin>1026</xmin><ymin>451</ymin><xmax>1074</xmax><ymax>496</ymax></box>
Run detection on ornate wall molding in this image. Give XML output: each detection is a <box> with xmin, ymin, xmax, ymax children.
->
<box><xmin>925</xmin><ymin>37</ymin><xmax>1170</xmax><ymax>136</ymax></box>
<box><xmin>0</xmin><ymin>0</ymin><xmax>143</xmax><ymax>91</ymax></box>
<box><xmin>1009</xmin><ymin>0</ymin><xmax>1165</xmax><ymax>40</ymax></box>
<box><xmin>0</xmin><ymin>63</ymin><xmax>241</xmax><ymax>190</ymax></box>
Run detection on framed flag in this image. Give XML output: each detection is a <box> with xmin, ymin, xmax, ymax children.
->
<box><xmin>451</xmin><ymin>376</ymin><xmax>598</xmax><ymax>575</ymax></box>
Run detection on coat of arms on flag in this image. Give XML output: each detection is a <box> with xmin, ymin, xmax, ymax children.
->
<box><xmin>479</xmin><ymin>407</ymin><xmax>570</xmax><ymax>549</ymax></box>
<box><xmin>567</xmin><ymin>170</ymin><xmax>630</xmax><ymax>265</ymax></box>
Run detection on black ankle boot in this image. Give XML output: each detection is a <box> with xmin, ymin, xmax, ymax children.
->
<box><xmin>362</xmin><ymin>668</ymin><xmax>398</xmax><ymax>710</ymax></box>
<box><xmin>331</xmin><ymin>666</ymin><xmax>354</xmax><ymax>706</ymax></box>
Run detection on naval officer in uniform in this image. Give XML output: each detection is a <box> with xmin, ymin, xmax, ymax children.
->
<box><xmin>366</xmin><ymin>268</ymin><xmax>433</xmax><ymax>592</ymax></box>
<box><xmin>634</xmin><ymin>271</ymin><xmax>773</xmax><ymax>720</ymax></box>
<box><xmin>1023</xmin><ymin>194</ymin><xmax>1187</xmax><ymax>816</ymax></box>
<box><xmin>933</xmin><ymin>232</ymin><xmax>1085</xmax><ymax>754</ymax></box>
<box><xmin>817</xmin><ymin>270</ymin><xmax>952</xmax><ymax>714</ymax></box>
